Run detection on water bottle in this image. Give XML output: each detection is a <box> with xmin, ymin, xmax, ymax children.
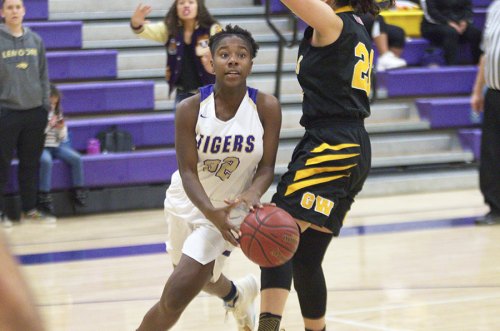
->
<box><xmin>86</xmin><ymin>138</ymin><xmax>101</xmax><ymax>155</ymax></box>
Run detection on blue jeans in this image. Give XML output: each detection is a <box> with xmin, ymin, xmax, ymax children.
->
<box><xmin>39</xmin><ymin>144</ymin><xmax>84</xmax><ymax>192</ymax></box>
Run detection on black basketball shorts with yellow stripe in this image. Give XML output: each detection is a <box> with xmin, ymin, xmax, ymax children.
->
<box><xmin>271</xmin><ymin>120</ymin><xmax>371</xmax><ymax>236</ymax></box>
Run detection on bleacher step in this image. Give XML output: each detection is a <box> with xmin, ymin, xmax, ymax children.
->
<box><xmin>262</xmin><ymin>167</ymin><xmax>479</xmax><ymax>201</ymax></box>
<box><xmin>275</xmin><ymin>132</ymin><xmax>474</xmax><ymax>174</ymax></box>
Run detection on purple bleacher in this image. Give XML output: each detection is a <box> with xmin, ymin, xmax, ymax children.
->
<box><xmin>67</xmin><ymin>113</ymin><xmax>175</xmax><ymax>151</ymax></box>
<box><xmin>260</xmin><ymin>0</ymin><xmax>288</xmax><ymax>13</ymax></box>
<box><xmin>472</xmin><ymin>0</ymin><xmax>492</xmax><ymax>7</ymax></box>
<box><xmin>47</xmin><ymin>50</ymin><xmax>117</xmax><ymax>81</ymax></box>
<box><xmin>402</xmin><ymin>39</ymin><xmax>429</xmax><ymax>66</ymax></box>
<box><xmin>383</xmin><ymin>39</ymin><xmax>474</xmax><ymax>66</ymax></box>
<box><xmin>377</xmin><ymin>66</ymin><xmax>477</xmax><ymax>97</ymax></box>
<box><xmin>25</xmin><ymin>21</ymin><xmax>82</xmax><ymax>50</ymax></box>
<box><xmin>58</xmin><ymin>81</ymin><xmax>155</xmax><ymax>114</ymax></box>
<box><xmin>24</xmin><ymin>0</ymin><xmax>48</xmax><ymax>20</ymax></box>
<box><xmin>415</xmin><ymin>97</ymin><xmax>478</xmax><ymax>128</ymax></box>
<box><xmin>458</xmin><ymin>129</ymin><xmax>482</xmax><ymax>160</ymax></box>
<box><xmin>473</xmin><ymin>8</ymin><xmax>487</xmax><ymax>30</ymax></box>
<box><xmin>6</xmin><ymin>150</ymin><xmax>177</xmax><ymax>193</ymax></box>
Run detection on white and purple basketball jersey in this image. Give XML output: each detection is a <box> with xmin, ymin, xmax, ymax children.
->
<box><xmin>166</xmin><ymin>85</ymin><xmax>264</xmax><ymax>215</ymax></box>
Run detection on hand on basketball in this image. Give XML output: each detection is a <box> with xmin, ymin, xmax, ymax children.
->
<box><xmin>206</xmin><ymin>205</ymin><xmax>240</xmax><ymax>247</ymax></box>
<box><xmin>230</xmin><ymin>189</ymin><xmax>264</xmax><ymax>212</ymax></box>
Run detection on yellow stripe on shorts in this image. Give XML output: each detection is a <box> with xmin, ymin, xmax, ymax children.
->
<box><xmin>285</xmin><ymin>174</ymin><xmax>349</xmax><ymax>196</ymax></box>
<box><xmin>311</xmin><ymin>143</ymin><xmax>360</xmax><ymax>153</ymax></box>
<box><xmin>294</xmin><ymin>164</ymin><xmax>357</xmax><ymax>181</ymax></box>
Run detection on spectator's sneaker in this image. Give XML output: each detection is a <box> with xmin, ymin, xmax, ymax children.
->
<box><xmin>37</xmin><ymin>192</ymin><xmax>55</xmax><ymax>215</ymax></box>
<box><xmin>224</xmin><ymin>274</ymin><xmax>259</xmax><ymax>331</ymax></box>
<box><xmin>475</xmin><ymin>212</ymin><xmax>500</xmax><ymax>225</ymax></box>
<box><xmin>73</xmin><ymin>188</ymin><xmax>88</xmax><ymax>207</ymax></box>
<box><xmin>377</xmin><ymin>51</ymin><xmax>407</xmax><ymax>71</ymax></box>
<box><xmin>23</xmin><ymin>209</ymin><xmax>57</xmax><ymax>224</ymax></box>
<box><xmin>1</xmin><ymin>212</ymin><xmax>13</xmax><ymax>228</ymax></box>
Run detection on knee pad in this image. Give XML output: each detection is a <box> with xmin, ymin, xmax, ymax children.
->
<box><xmin>260</xmin><ymin>258</ymin><xmax>293</xmax><ymax>290</ymax></box>
<box><xmin>292</xmin><ymin>229</ymin><xmax>333</xmax><ymax>319</ymax></box>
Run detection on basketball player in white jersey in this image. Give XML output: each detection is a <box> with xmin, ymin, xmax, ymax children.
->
<box><xmin>136</xmin><ymin>25</ymin><xmax>282</xmax><ymax>331</ymax></box>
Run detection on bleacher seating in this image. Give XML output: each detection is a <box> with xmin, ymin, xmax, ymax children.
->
<box><xmin>458</xmin><ymin>129</ymin><xmax>482</xmax><ymax>160</ymax></box>
<box><xmin>57</xmin><ymin>81</ymin><xmax>155</xmax><ymax>114</ymax></box>
<box><xmin>415</xmin><ymin>97</ymin><xmax>481</xmax><ymax>128</ymax></box>
<box><xmin>47</xmin><ymin>50</ymin><xmax>117</xmax><ymax>81</ymax></box>
<box><xmin>5</xmin><ymin>0</ymin><xmax>489</xmax><ymax>216</ymax></box>
<box><xmin>6</xmin><ymin>150</ymin><xmax>177</xmax><ymax>193</ymax></box>
<box><xmin>67</xmin><ymin>114</ymin><xmax>175</xmax><ymax>151</ymax></box>
<box><xmin>377</xmin><ymin>66</ymin><xmax>477</xmax><ymax>97</ymax></box>
<box><xmin>25</xmin><ymin>21</ymin><xmax>82</xmax><ymax>49</ymax></box>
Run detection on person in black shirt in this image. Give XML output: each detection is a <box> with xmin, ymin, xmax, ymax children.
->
<box><xmin>258</xmin><ymin>1</ymin><xmax>390</xmax><ymax>331</ymax></box>
<box><xmin>420</xmin><ymin>0</ymin><xmax>482</xmax><ymax>65</ymax></box>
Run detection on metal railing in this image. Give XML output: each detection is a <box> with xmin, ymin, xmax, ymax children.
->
<box><xmin>264</xmin><ymin>0</ymin><xmax>300</xmax><ymax>99</ymax></box>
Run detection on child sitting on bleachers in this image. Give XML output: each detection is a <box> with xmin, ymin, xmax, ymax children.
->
<box><xmin>37</xmin><ymin>84</ymin><xmax>87</xmax><ymax>215</ymax></box>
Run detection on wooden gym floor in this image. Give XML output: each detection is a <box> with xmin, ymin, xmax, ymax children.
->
<box><xmin>3</xmin><ymin>188</ymin><xmax>500</xmax><ymax>331</ymax></box>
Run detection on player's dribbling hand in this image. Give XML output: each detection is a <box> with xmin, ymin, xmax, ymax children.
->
<box><xmin>206</xmin><ymin>206</ymin><xmax>240</xmax><ymax>247</ymax></box>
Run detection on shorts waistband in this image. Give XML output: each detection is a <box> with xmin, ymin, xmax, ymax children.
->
<box><xmin>305</xmin><ymin>117</ymin><xmax>365</xmax><ymax>130</ymax></box>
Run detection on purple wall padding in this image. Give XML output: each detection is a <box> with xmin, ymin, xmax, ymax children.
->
<box><xmin>24</xmin><ymin>0</ymin><xmax>48</xmax><ymax>20</ymax></box>
<box><xmin>47</xmin><ymin>50</ymin><xmax>117</xmax><ymax>81</ymax></box>
<box><xmin>6</xmin><ymin>150</ymin><xmax>177</xmax><ymax>192</ymax></box>
<box><xmin>66</xmin><ymin>113</ymin><xmax>175</xmax><ymax>151</ymax></box>
<box><xmin>58</xmin><ymin>81</ymin><xmax>155</xmax><ymax>114</ymax></box>
<box><xmin>458</xmin><ymin>129</ymin><xmax>482</xmax><ymax>160</ymax></box>
<box><xmin>377</xmin><ymin>66</ymin><xmax>477</xmax><ymax>97</ymax></box>
<box><xmin>25</xmin><ymin>21</ymin><xmax>82</xmax><ymax>50</ymax></box>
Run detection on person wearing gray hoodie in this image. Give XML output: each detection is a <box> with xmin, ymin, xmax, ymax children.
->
<box><xmin>0</xmin><ymin>0</ymin><xmax>54</xmax><ymax>227</ymax></box>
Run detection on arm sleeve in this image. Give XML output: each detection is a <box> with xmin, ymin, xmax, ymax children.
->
<box><xmin>38</xmin><ymin>40</ymin><xmax>50</xmax><ymax>111</ymax></box>
<box><xmin>422</xmin><ymin>0</ymin><xmax>449</xmax><ymax>24</ymax></box>
<box><xmin>59</xmin><ymin>126</ymin><xmax>68</xmax><ymax>141</ymax></box>
<box><xmin>133</xmin><ymin>21</ymin><xmax>168</xmax><ymax>44</ymax></box>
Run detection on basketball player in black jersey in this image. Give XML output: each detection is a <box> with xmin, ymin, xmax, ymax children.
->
<box><xmin>258</xmin><ymin>1</ymin><xmax>394</xmax><ymax>331</ymax></box>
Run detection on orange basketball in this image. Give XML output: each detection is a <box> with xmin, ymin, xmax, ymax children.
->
<box><xmin>239</xmin><ymin>205</ymin><xmax>300</xmax><ymax>268</ymax></box>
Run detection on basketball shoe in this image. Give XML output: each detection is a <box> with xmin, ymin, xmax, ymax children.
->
<box><xmin>224</xmin><ymin>274</ymin><xmax>259</xmax><ymax>331</ymax></box>
<box><xmin>23</xmin><ymin>209</ymin><xmax>57</xmax><ymax>224</ymax></box>
<box><xmin>1</xmin><ymin>212</ymin><xmax>13</xmax><ymax>228</ymax></box>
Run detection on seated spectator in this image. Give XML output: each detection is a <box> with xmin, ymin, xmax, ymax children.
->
<box><xmin>360</xmin><ymin>13</ymin><xmax>407</xmax><ymax>71</ymax></box>
<box><xmin>420</xmin><ymin>0</ymin><xmax>482</xmax><ymax>65</ymax></box>
<box><xmin>37</xmin><ymin>85</ymin><xmax>87</xmax><ymax>215</ymax></box>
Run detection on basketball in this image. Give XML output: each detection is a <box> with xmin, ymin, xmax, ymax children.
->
<box><xmin>239</xmin><ymin>205</ymin><xmax>300</xmax><ymax>268</ymax></box>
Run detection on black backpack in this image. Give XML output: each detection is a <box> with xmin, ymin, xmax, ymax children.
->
<box><xmin>96</xmin><ymin>125</ymin><xmax>135</xmax><ymax>153</ymax></box>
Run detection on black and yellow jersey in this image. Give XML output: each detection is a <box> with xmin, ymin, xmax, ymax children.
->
<box><xmin>296</xmin><ymin>7</ymin><xmax>374</xmax><ymax>127</ymax></box>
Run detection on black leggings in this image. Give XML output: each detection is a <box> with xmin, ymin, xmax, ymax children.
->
<box><xmin>261</xmin><ymin>228</ymin><xmax>334</xmax><ymax>319</ymax></box>
<box><xmin>421</xmin><ymin>20</ymin><xmax>482</xmax><ymax>65</ymax></box>
<box><xmin>0</xmin><ymin>107</ymin><xmax>47</xmax><ymax>214</ymax></box>
<box><xmin>360</xmin><ymin>14</ymin><xmax>406</xmax><ymax>49</ymax></box>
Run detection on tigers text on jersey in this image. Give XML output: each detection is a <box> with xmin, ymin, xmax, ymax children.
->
<box><xmin>166</xmin><ymin>84</ymin><xmax>264</xmax><ymax>213</ymax></box>
<box><xmin>297</xmin><ymin>7</ymin><xmax>373</xmax><ymax>128</ymax></box>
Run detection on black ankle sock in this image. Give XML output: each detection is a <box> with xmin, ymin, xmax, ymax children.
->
<box><xmin>222</xmin><ymin>281</ymin><xmax>238</xmax><ymax>303</ymax></box>
<box><xmin>258</xmin><ymin>312</ymin><xmax>282</xmax><ymax>331</ymax></box>
<box><xmin>305</xmin><ymin>327</ymin><xmax>326</xmax><ymax>331</ymax></box>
